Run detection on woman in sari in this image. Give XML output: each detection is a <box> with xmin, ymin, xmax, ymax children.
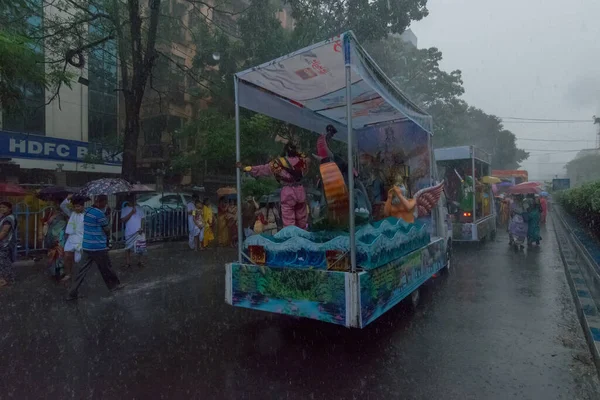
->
<box><xmin>226</xmin><ymin>199</ymin><xmax>238</xmax><ymax>247</ymax></box>
<box><xmin>0</xmin><ymin>202</ymin><xmax>17</xmax><ymax>288</ymax></box>
<box><xmin>540</xmin><ymin>195</ymin><xmax>548</xmax><ymax>224</ymax></box>
<box><xmin>526</xmin><ymin>196</ymin><xmax>543</xmax><ymax>246</ymax></box>
<box><xmin>188</xmin><ymin>200</ymin><xmax>204</xmax><ymax>251</ymax></box>
<box><xmin>43</xmin><ymin>201</ymin><xmax>67</xmax><ymax>280</ymax></box>
<box><xmin>217</xmin><ymin>197</ymin><xmax>230</xmax><ymax>246</ymax></box>
<box><xmin>508</xmin><ymin>195</ymin><xmax>527</xmax><ymax>249</ymax></box>
<box><xmin>202</xmin><ymin>198</ymin><xmax>215</xmax><ymax>249</ymax></box>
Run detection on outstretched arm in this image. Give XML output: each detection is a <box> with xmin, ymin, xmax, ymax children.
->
<box><xmin>236</xmin><ymin>162</ymin><xmax>272</xmax><ymax>178</ymax></box>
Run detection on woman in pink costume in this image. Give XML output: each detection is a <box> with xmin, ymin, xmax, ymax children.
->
<box><xmin>237</xmin><ymin>143</ymin><xmax>309</xmax><ymax>229</ymax></box>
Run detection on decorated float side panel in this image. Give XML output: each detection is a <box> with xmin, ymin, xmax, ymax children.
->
<box><xmin>229</xmin><ymin>263</ymin><xmax>348</xmax><ymax>326</ymax></box>
<box><xmin>359</xmin><ymin>238</ymin><xmax>445</xmax><ymax>327</ymax></box>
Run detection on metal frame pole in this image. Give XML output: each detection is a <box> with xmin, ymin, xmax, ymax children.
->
<box><xmin>234</xmin><ymin>77</ymin><xmax>243</xmax><ymax>262</ymax></box>
<box><xmin>471</xmin><ymin>148</ymin><xmax>476</xmax><ymax>223</ymax></box>
<box><xmin>343</xmin><ymin>35</ymin><xmax>356</xmax><ymax>273</ymax></box>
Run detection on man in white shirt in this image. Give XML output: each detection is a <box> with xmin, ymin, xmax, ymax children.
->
<box><xmin>121</xmin><ymin>195</ymin><xmax>146</xmax><ymax>268</ymax></box>
<box><xmin>60</xmin><ymin>195</ymin><xmax>86</xmax><ymax>283</ymax></box>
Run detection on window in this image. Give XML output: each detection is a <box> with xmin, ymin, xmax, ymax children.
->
<box><xmin>2</xmin><ymin>0</ymin><xmax>46</xmax><ymax>135</ymax></box>
<box><xmin>88</xmin><ymin>6</ymin><xmax>118</xmax><ymax>144</ymax></box>
<box><xmin>173</xmin><ymin>1</ymin><xmax>188</xmax><ymax>43</ymax></box>
<box><xmin>170</xmin><ymin>55</ymin><xmax>186</xmax><ymax>106</ymax></box>
<box><xmin>213</xmin><ymin>11</ymin><xmax>239</xmax><ymax>37</ymax></box>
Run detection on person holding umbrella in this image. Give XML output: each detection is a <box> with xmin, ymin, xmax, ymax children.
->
<box><xmin>66</xmin><ymin>178</ymin><xmax>130</xmax><ymax>300</ymax></box>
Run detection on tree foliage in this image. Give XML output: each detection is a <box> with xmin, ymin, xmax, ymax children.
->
<box><xmin>565</xmin><ymin>153</ymin><xmax>600</xmax><ymax>187</ymax></box>
<box><xmin>287</xmin><ymin>0</ymin><xmax>429</xmax><ymax>45</ymax></box>
<box><xmin>559</xmin><ymin>179</ymin><xmax>600</xmax><ymax>239</ymax></box>
<box><xmin>365</xmin><ymin>35</ymin><xmax>528</xmax><ymax>169</ymax></box>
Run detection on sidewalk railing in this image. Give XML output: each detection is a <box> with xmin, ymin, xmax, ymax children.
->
<box><xmin>13</xmin><ymin>203</ymin><xmax>190</xmax><ymax>255</ymax></box>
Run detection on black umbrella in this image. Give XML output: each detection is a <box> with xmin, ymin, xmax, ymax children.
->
<box><xmin>37</xmin><ymin>186</ymin><xmax>78</xmax><ymax>201</ymax></box>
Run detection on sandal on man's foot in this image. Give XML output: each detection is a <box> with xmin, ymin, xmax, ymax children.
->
<box><xmin>137</xmin><ymin>262</ymin><xmax>145</xmax><ymax>268</ymax></box>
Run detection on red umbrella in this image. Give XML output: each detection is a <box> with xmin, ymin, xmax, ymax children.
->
<box><xmin>508</xmin><ymin>181</ymin><xmax>541</xmax><ymax>195</ymax></box>
<box><xmin>0</xmin><ymin>182</ymin><xmax>27</xmax><ymax>196</ymax></box>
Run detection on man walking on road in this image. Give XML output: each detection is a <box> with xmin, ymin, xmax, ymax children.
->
<box><xmin>66</xmin><ymin>195</ymin><xmax>123</xmax><ymax>300</ymax></box>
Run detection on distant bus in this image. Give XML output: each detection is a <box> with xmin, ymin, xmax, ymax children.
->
<box><xmin>552</xmin><ymin>178</ymin><xmax>570</xmax><ymax>191</ymax></box>
<box><xmin>492</xmin><ymin>170</ymin><xmax>528</xmax><ymax>185</ymax></box>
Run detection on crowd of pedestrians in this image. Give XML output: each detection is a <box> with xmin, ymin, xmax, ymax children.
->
<box><xmin>505</xmin><ymin>193</ymin><xmax>547</xmax><ymax>250</ymax></box>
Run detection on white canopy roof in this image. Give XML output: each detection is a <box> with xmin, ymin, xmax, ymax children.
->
<box><xmin>235</xmin><ymin>31</ymin><xmax>433</xmax><ymax>140</ymax></box>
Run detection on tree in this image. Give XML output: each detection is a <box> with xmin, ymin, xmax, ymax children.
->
<box><xmin>365</xmin><ymin>35</ymin><xmax>528</xmax><ymax>169</ymax></box>
<box><xmin>287</xmin><ymin>0</ymin><xmax>429</xmax><ymax>45</ymax></box>
<box><xmin>566</xmin><ymin>153</ymin><xmax>600</xmax><ymax>187</ymax></box>
<box><xmin>365</xmin><ymin>36</ymin><xmax>464</xmax><ymax>108</ymax></box>
<box><xmin>2</xmin><ymin>0</ymin><xmax>248</xmax><ymax>181</ymax></box>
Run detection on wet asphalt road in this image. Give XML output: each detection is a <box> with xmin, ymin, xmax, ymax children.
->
<box><xmin>2</xmin><ymin>216</ymin><xmax>600</xmax><ymax>400</ymax></box>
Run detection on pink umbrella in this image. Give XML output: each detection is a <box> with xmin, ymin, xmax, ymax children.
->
<box><xmin>508</xmin><ymin>181</ymin><xmax>541</xmax><ymax>195</ymax></box>
<box><xmin>0</xmin><ymin>182</ymin><xmax>27</xmax><ymax>196</ymax></box>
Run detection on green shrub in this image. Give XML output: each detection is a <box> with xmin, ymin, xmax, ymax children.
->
<box><xmin>559</xmin><ymin>181</ymin><xmax>600</xmax><ymax>237</ymax></box>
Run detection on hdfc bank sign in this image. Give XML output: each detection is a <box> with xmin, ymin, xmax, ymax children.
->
<box><xmin>0</xmin><ymin>130</ymin><xmax>122</xmax><ymax>165</ymax></box>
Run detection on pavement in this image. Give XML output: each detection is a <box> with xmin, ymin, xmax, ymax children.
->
<box><xmin>1</xmin><ymin>216</ymin><xmax>600</xmax><ymax>400</ymax></box>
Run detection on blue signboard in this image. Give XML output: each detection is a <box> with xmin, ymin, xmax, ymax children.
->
<box><xmin>552</xmin><ymin>178</ymin><xmax>570</xmax><ymax>191</ymax></box>
<box><xmin>0</xmin><ymin>130</ymin><xmax>122</xmax><ymax>165</ymax></box>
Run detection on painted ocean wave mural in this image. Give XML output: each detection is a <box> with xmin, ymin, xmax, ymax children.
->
<box><xmin>231</xmin><ymin>264</ymin><xmax>347</xmax><ymax>326</ymax></box>
<box><xmin>244</xmin><ymin>217</ymin><xmax>431</xmax><ymax>269</ymax></box>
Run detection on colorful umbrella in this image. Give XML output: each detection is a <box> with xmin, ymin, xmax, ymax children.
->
<box><xmin>540</xmin><ymin>191</ymin><xmax>549</xmax><ymax>197</ymax></box>
<box><xmin>78</xmin><ymin>178</ymin><xmax>133</xmax><ymax>196</ymax></box>
<box><xmin>0</xmin><ymin>182</ymin><xmax>27</xmax><ymax>196</ymax></box>
<box><xmin>481</xmin><ymin>176</ymin><xmax>501</xmax><ymax>184</ymax></box>
<box><xmin>508</xmin><ymin>181</ymin><xmax>541</xmax><ymax>195</ymax></box>
<box><xmin>217</xmin><ymin>187</ymin><xmax>236</xmax><ymax>197</ymax></box>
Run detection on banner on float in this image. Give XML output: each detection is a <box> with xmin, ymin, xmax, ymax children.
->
<box><xmin>0</xmin><ymin>130</ymin><xmax>122</xmax><ymax>165</ymax></box>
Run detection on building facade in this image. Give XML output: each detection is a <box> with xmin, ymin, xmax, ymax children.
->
<box><xmin>0</xmin><ymin>1</ymin><xmax>121</xmax><ymax>184</ymax></box>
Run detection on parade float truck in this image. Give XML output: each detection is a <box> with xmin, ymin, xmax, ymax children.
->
<box><xmin>435</xmin><ymin>146</ymin><xmax>497</xmax><ymax>242</ymax></box>
<box><xmin>225</xmin><ymin>32</ymin><xmax>451</xmax><ymax>328</ymax></box>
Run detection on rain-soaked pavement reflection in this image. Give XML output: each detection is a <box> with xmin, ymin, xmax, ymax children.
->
<box><xmin>1</xmin><ymin>217</ymin><xmax>599</xmax><ymax>399</ymax></box>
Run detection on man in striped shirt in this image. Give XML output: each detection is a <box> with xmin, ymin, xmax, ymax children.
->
<box><xmin>66</xmin><ymin>195</ymin><xmax>123</xmax><ymax>300</ymax></box>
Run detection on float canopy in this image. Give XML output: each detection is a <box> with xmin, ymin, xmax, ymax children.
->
<box><xmin>234</xmin><ymin>31</ymin><xmax>433</xmax><ymax>140</ymax></box>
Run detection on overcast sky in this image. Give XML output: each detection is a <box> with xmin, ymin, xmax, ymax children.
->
<box><xmin>411</xmin><ymin>0</ymin><xmax>600</xmax><ymax>180</ymax></box>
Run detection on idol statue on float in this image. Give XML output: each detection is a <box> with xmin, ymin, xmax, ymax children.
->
<box><xmin>384</xmin><ymin>174</ymin><xmax>445</xmax><ymax>224</ymax></box>
<box><xmin>237</xmin><ymin>142</ymin><xmax>309</xmax><ymax>229</ymax></box>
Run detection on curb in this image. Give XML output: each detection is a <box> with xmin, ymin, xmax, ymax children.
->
<box><xmin>553</xmin><ymin>210</ymin><xmax>600</xmax><ymax>375</ymax></box>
